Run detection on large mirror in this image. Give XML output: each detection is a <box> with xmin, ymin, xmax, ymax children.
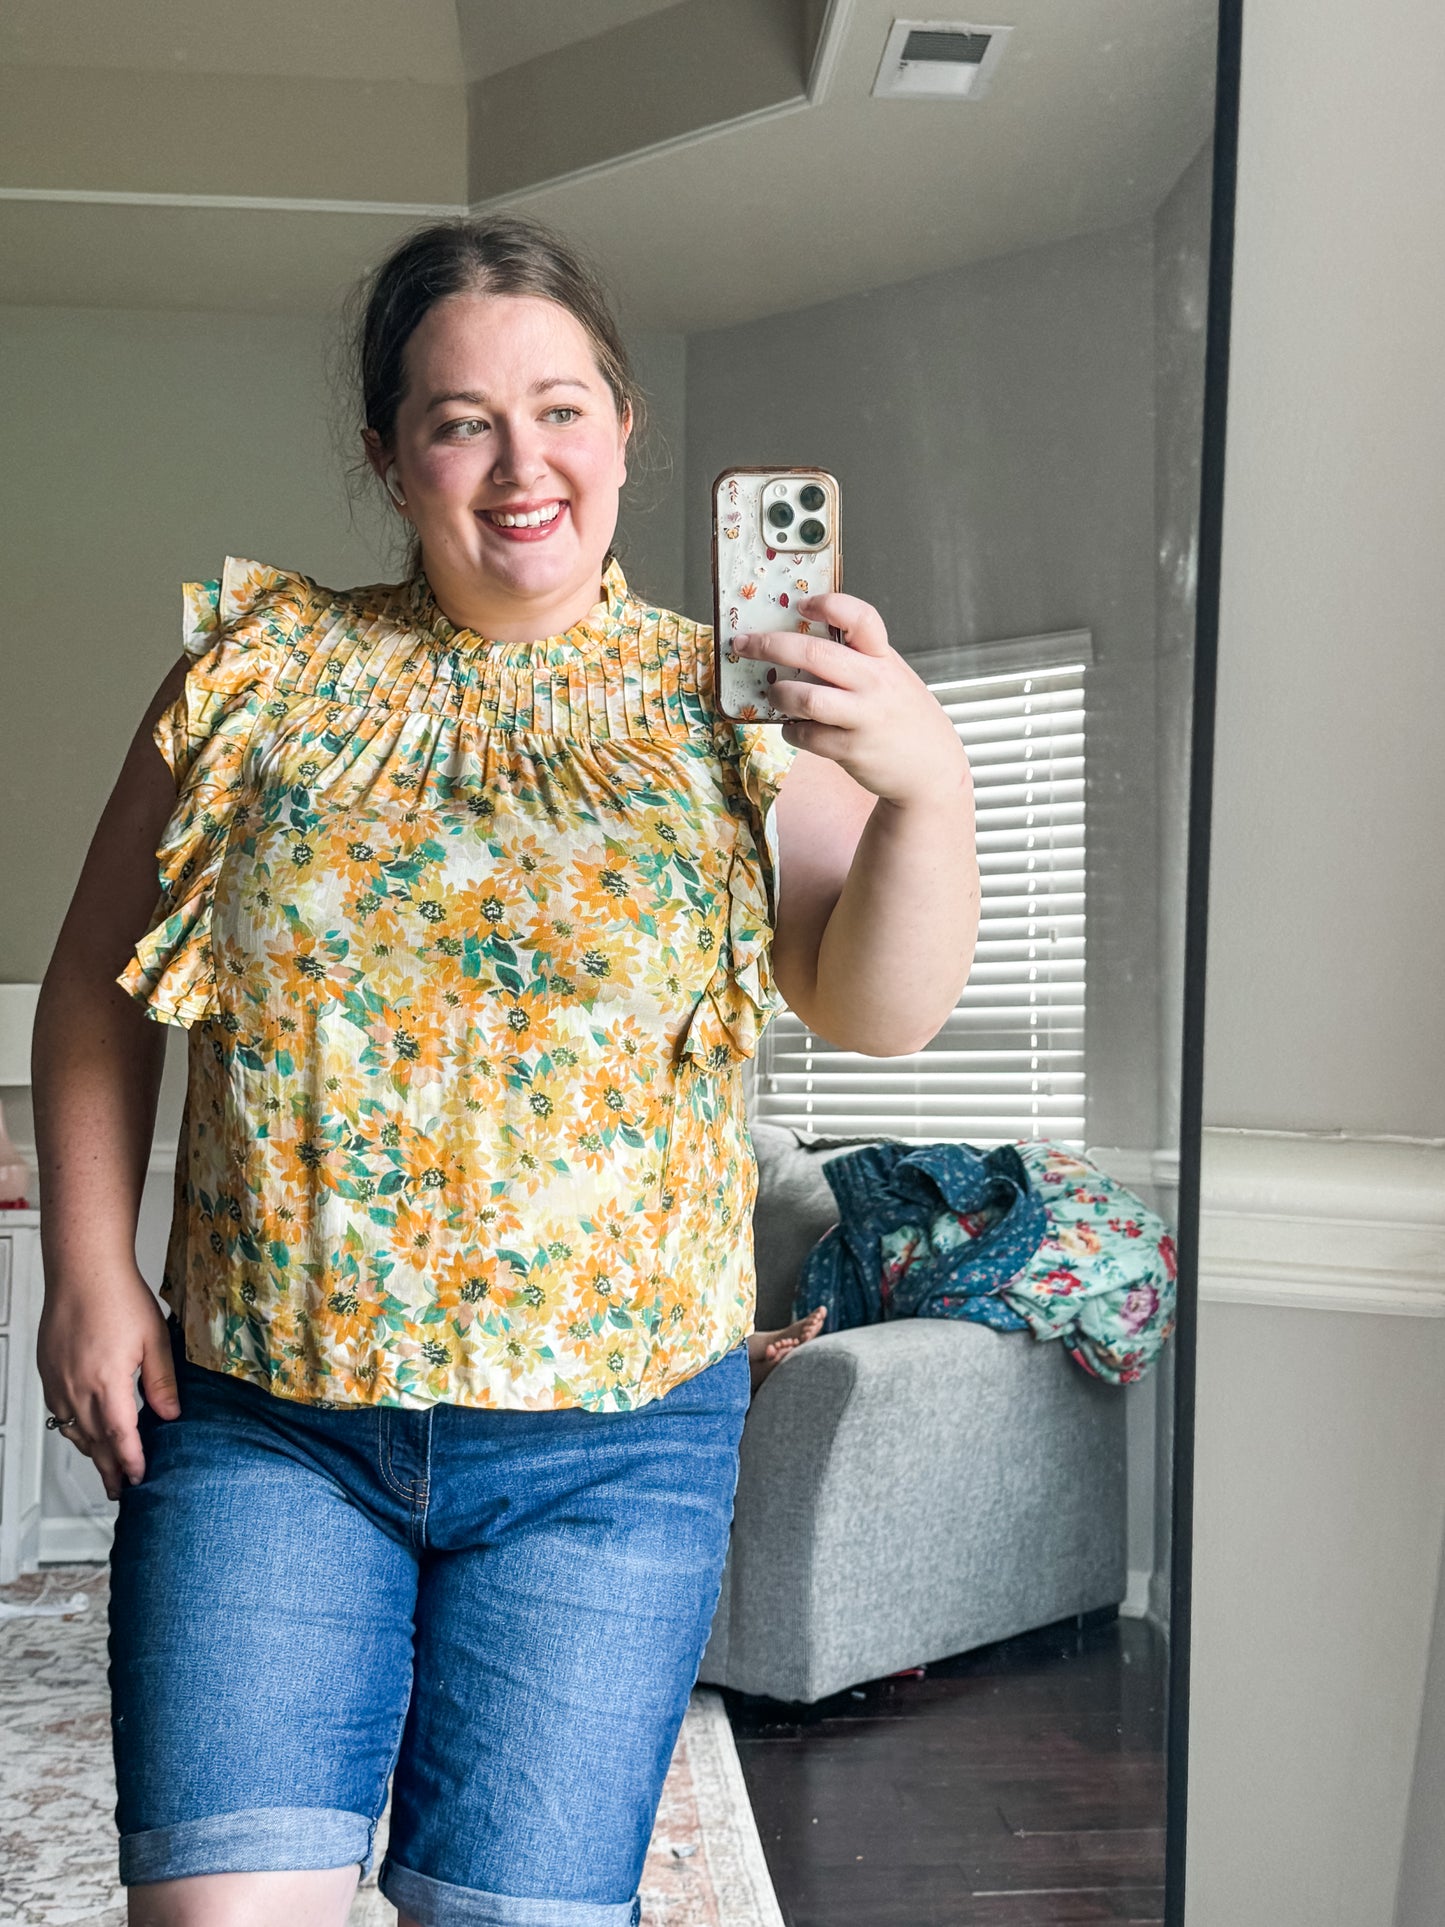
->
<box><xmin>0</xmin><ymin>3</ymin><xmax>1231</xmax><ymax>1922</ymax></box>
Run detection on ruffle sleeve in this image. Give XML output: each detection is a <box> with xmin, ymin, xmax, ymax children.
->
<box><xmin>116</xmin><ymin>557</ymin><xmax>304</xmax><ymax>1027</ymax></box>
<box><xmin>680</xmin><ymin>722</ymin><xmax>797</xmax><ymax>1070</ymax></box>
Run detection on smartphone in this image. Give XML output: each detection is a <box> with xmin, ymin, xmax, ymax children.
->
<box><xmin>712</xmin><ymin>466</ymin><xmax>842</xmax><ymax>723</ymax></box>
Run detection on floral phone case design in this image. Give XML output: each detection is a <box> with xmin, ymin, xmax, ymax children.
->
<box><xmin>712</xmin><ymin>466</ymin><xmax>841</xmax><ymax>722</ymax></box>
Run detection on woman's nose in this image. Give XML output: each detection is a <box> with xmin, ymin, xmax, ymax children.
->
<box><xmin>491</xmin><ymin>419</ymin><xmax>549</xmax><ymax>489</ymax></box>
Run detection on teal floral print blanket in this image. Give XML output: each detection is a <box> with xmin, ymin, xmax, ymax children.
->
<box><xmin>795</xmin><ymin>1140</ymin><xmax>1176</xmax><ymax>1385</ymax></box>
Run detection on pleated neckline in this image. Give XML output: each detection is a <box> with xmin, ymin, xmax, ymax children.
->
<box><xmin>402</xmin><ymin>557</ymin><xmax>632</xmax><ymax>661</ymax></box>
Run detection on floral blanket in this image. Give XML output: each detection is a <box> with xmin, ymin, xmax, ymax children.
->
<box><xmin>794</xmin><ymin>1140</ymin><xmax>1176</xmax><ymax>1385</ymax></box>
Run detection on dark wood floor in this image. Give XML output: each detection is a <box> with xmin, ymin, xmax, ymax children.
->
<box><xmin>722</xmin><ymin>1611</ymin><xmax>1167</xmax><ymax>1926</ymax></box>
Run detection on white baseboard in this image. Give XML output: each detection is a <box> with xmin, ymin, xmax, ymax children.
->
<box><xmin>1087</xmin><ymin>1146</ymin><xmax>1181</xmax><ymax>1197</ymax></box>
<box><xmin>1119</xmin><ymin>1567</ymin><xmax>1154</xmax><ymax>1619</ymax></box>
<box><xmin>40</xmin><ymin>1514</ymin><xmax>114</xmax><ymax>1564</ymax></box>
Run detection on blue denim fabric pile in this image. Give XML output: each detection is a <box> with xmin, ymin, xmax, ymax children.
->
<box><xmin>793</xmin><ymin>1139</ymin><xmax>1177</xmax><ymax>1385</ymax></box>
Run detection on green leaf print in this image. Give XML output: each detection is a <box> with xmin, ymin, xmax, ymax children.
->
<box><xmin>268</xmin><ymin>1241</ymin><xmax>289</xmax><ymax>1269</ymax></box>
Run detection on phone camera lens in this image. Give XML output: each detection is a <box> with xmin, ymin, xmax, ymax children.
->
<box><xmin>766</xmin><ymin>502</ymin><xmax>795</xmax><ymax>528</ymax></box>
<box><xmin>799</xmin><ymin>518</ymin><xmax>826</xmax><ymax>544</ymax></box>
<box><xmin>798</xmin><ymin>484</ymin><xmax>826</xmax><ymax>511</ymax></box>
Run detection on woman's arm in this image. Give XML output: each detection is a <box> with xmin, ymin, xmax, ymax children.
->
<box><xmin>741</xmin><ymin>594</ymin><xmax>980</xmax><ymax>1057</ymax></box>
<box><xmin>33</xmin><ymin>657</ymin><xmax>189</xmax><ymax>1498</ymax></box>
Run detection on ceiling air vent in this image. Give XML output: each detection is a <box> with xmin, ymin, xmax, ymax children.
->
<box><xmin>871</xmin><ymin>19</ymin><xmax>1013</xmax><ymax>100</ymax></box>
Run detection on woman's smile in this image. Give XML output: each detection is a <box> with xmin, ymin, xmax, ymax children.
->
<box><xmin>479</xmin><ymin>498</ymin><xmax>568</xmax><ymax>540</ymax></box>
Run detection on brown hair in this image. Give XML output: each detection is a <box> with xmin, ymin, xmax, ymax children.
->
<box><xmin>344</xmin><ymin>214</ymin><xmax>651</xmax><ymax>577</ymax></box>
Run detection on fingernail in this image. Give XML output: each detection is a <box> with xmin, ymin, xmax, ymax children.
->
<box><xmin>766</xmin><ymin>668</ymin><xmax>777</xmax><ymax>684</ymax></box>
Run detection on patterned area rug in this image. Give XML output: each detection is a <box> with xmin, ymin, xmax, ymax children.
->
<box><xmin>0</xmin><ymin>1569</ymin><xmax>782</xmax><ymax>1927</ymax></box>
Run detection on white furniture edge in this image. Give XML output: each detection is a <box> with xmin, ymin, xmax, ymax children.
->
<box><xmin>1197</xmin><ymin>1128</ymin><xmax>1445</xmax><ymax>1317</ymax></box>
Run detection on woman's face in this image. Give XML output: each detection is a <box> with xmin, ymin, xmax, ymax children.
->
<box><xmin>371</xmin><ymin>290</ymin><xmax>631</xmax><ymax>636</ymax></box>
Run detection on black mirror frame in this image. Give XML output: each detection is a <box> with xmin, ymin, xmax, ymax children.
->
<box><xmin>1166</xmin><ymin>0</ymin><xmax>1244</xmax><ymax>1918</ymax></box>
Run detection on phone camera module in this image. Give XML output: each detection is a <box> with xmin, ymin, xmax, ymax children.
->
<box><xmin>798</xmin><ymin>517</ymin><xmax>826</xmax><ymax>545</ymax></box>
<box><xmin>798</xmin><ymin>484</ymin><xmax>826</xmax><ymax>512</ymax></box>
<box><xmin>766</xmin><ymin>501</ymin><xmax>795</xmax><ymax>529</ymax></box>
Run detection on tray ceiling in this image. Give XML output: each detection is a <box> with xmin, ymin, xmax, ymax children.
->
<box><xmin>0</xmin><ymin>0</ymin><xmax>1217</xmax><ymax>328</ymax></box>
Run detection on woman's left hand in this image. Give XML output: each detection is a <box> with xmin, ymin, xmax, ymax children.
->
<box><xmin>731</xmin><ymin>593</ymin><xmax>970</xmax><ymax>809</ymax></box>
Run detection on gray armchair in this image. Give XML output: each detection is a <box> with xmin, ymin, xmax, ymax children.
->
<box><xmin>696</xmin><ymin>1122</ymin><xmax>1127</xmax><ymax>1703</ymax></box>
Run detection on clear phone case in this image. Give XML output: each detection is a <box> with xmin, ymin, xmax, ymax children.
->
<box><xmin>712</xmin><ymin>466</ymin><xmax>841</xmax><ymax>722</ymax></box>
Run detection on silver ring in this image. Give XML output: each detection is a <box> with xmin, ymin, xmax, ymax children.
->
<box><xmin>45</xmin><ymin>1414</ymin><xmax>80</xmax><ymax>1432</ymax></box>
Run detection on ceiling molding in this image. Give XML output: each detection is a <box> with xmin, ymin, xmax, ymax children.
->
<box><xmin>804</xmin><ymin>0</ymin><xmax>856</xmax><ymax>103</ymax></box>
<box><xmin>0</xmin><ymin>186</ymin><xmax>467</xmax><ymax>218</ymax></box>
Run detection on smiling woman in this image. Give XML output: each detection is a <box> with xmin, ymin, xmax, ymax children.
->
<box><xmin>348</xmin><ymin>218</ymin><xmax>650</xmax><ymax>643</ymax></box>
<box><xmin>29</xmin><ymin>209</ymin><xmax>980</xmax><ymax>1927</ymax></box>
<box><xmin>363</xmin><ymin>291</ymin><xmax>632</xmax><ymax>639</ymax></box>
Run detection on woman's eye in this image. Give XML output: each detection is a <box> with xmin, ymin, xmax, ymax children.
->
<box><xmin>444</xmin><ymin>419</ymin><xmax>486</xmax><ymax>439</ymax></box>
<box><xmin>546</xmin><ymin>407</ymin><xmax>581</xmax><ymax>423</ymax></box>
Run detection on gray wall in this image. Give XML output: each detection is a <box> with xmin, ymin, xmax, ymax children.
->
<box><xmin>1188</xmin><ymin>0</ymin><xmax>1445</xmax><ymax>1918</ymax></box>
<box><xmin>683</xmin><ymin>218</ymin><xmax>1162</xmax><ymax>1159</ymax></box>
<box><xmin>1198</xmin><ymin>46</ymin><xmax>1445</xmax><ymax>1142</ymax></box>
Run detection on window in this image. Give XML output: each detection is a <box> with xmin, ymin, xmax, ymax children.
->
<box><xmin>756</xmin><ymin>636</ymin><xmax>1089</xmax><ymax>1147</ymax></box>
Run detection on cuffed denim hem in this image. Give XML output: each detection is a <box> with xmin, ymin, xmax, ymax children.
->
<box><xmin>119</xmin><ymin>1805</ymin><xmax>374</xmax><ymax>1884</ymax></box>
<box><xmin>380</xmin><ymin>1859</ymin><xmax>642</xmax><ymax>1926</ymax></box>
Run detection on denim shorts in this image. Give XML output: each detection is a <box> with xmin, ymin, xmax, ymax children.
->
<box><xmin>108</xmin><ymin>1323</ymin><xmax>752</xmax><ymax>1925</ymax></box>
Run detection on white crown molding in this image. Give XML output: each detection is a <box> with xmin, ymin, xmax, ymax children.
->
<box><xmin>471</xmin><ymin>90</ymin><xmax>813</xmax><ymax>214</ymax></box>
<box><xmin>1197</xmin><ymin>1128</ymin><xmax>1445</xmax><ymax>1317</ymax></box>
<box><xmin>805</xmin><ymin>0</ymin><xmax>856</xmax><ymax>104</ymax></box>
<box><xmin>0</xmin><ymin>185</ymin><xmax>467</xmax><ymax>216</ymax></box>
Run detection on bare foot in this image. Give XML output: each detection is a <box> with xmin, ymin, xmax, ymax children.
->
<box><xmin>747</xmin><ymin>1306</ymin><xmax>828</xmax><ymax>1395</ymax></box>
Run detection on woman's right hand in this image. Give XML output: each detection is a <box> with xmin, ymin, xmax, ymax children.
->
<box><xmin>37</xmin><ymin>1272</ymin><xmax>180</xmax><ymax>1500</ymax></box>
<box><xmin>32</xmin><ymin>654</ymin><xmax>190</xmax><ymax>1504</ymax></box>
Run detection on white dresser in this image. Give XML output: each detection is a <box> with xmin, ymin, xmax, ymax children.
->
<box><xmin>0</xmin><ymin>1209</ymin><xmax>44</xmax><ymax>1582</ymax></box>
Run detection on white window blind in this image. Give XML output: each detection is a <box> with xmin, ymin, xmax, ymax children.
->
<box><xmin>756</xmin><ymin>654</ymin><xmax>1087</xmax><ymax>1147</ymax></box>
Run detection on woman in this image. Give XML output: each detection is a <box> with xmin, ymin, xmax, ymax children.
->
<box><xmin>33</xmin><ymin>216</ymin><xmax>978</xmax><ymax>1927</ymax></box>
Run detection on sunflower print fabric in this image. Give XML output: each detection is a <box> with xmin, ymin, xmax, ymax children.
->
<box><xmin>118</xmin><ymin>555</ymin><xmax>794</xmax><ymax>1411</ymax></box>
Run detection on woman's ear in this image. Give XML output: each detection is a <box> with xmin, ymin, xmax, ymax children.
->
<box><xmin>617</xmin><ymin>403</ymin><xmax>633</xmax><ymax>486</ymax></box>
<box><xmin>361</xmin><ymin>427</ymin><xmax>389</xmax><ymax>487</ymax></box>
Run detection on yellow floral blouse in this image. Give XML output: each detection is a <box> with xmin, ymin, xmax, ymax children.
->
<box><xmin>118</xmin><ymin>555</ymin><xmax>794</xmax><ymax>1411</ymax></box>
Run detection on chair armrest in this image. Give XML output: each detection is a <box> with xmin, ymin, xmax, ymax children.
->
<box><xmin>713</xmin><ymin>1319</ymin><xmax>1126</xmax><ymax>1699</ymax></box>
